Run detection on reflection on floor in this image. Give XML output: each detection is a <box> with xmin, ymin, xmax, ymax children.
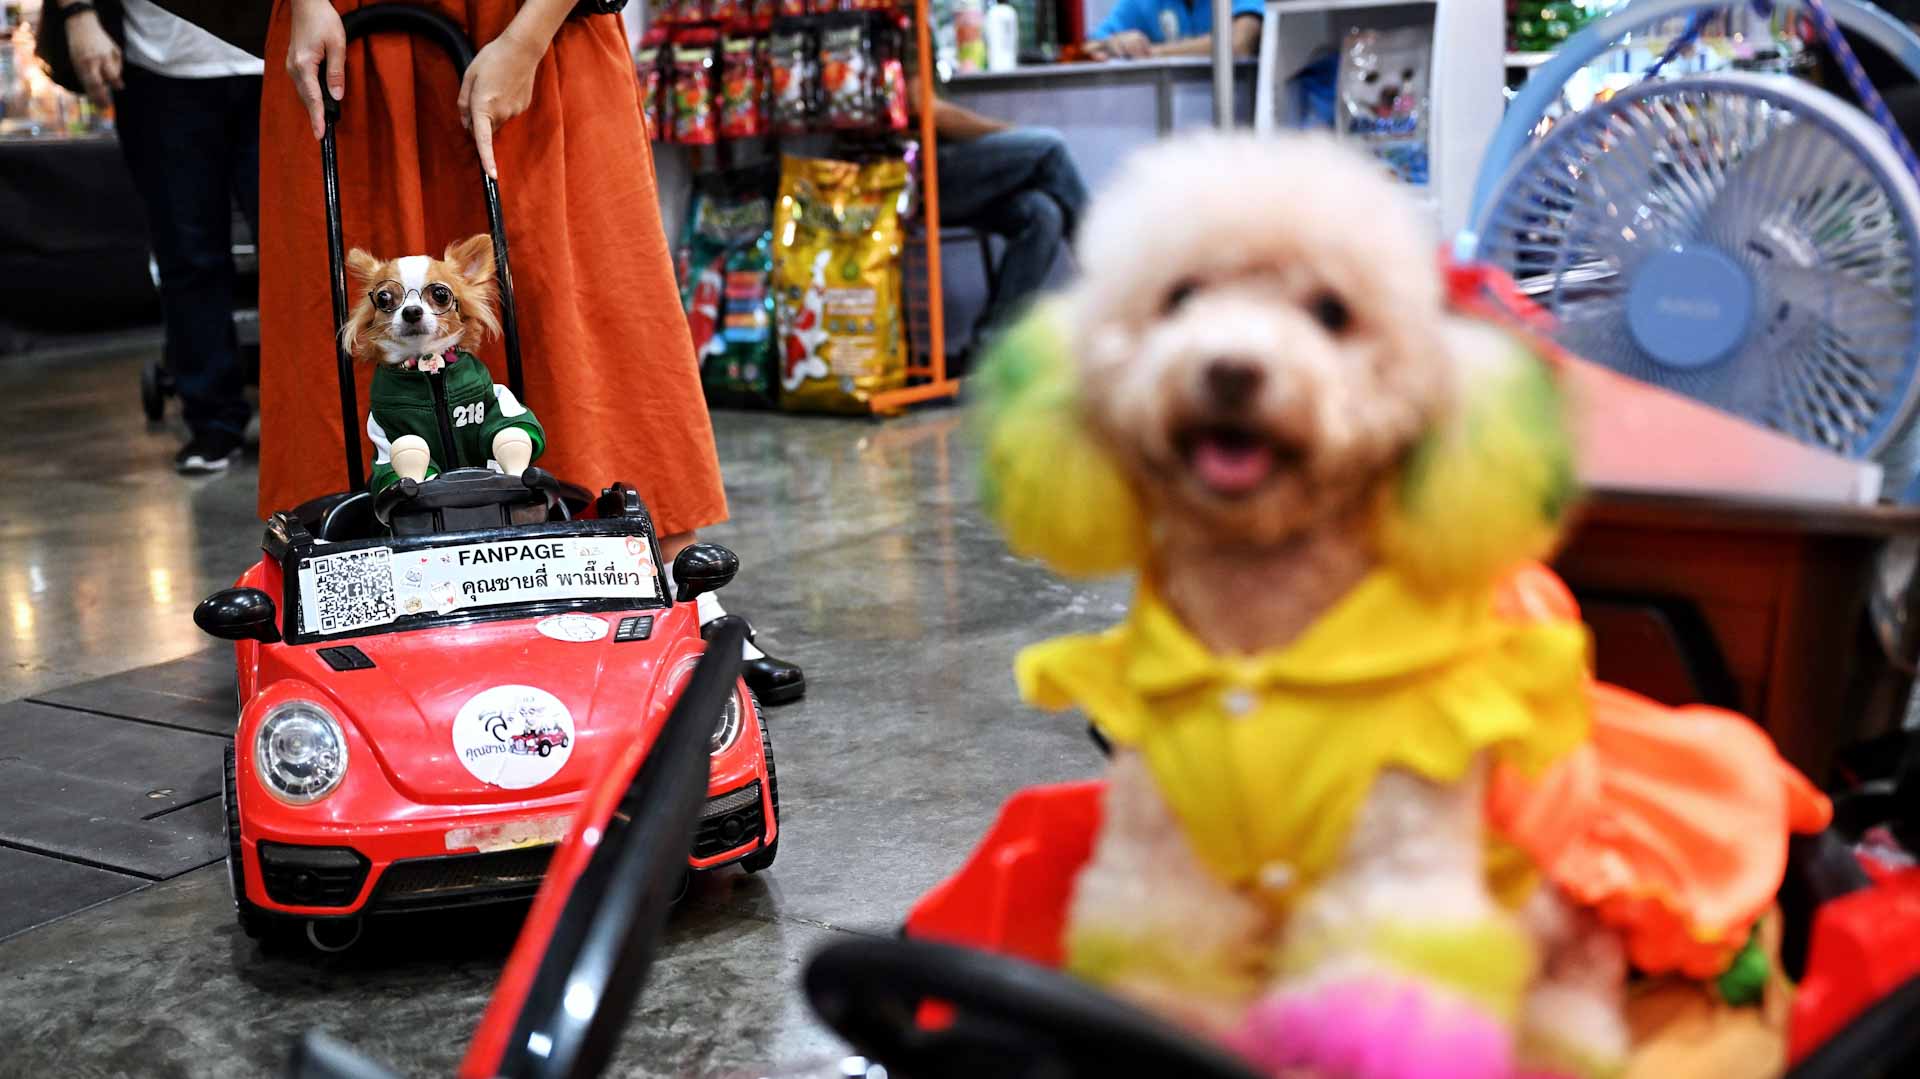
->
<box><xmin>0</xmin><ymin>347</ymin><xmax>1130</xmax><ymax>1077</ymax></box>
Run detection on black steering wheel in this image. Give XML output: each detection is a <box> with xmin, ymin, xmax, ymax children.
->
<box><xmin>372</xmin><ymin>466</ymin><xmax>589</xmax><ymax>531</ymax></box>
<box><xmin>803</xmin><ymin>937</ymin><xmax>1265</xmax><ymax>1079</ymax></box>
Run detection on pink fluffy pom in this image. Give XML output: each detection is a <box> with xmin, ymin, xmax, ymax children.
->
<box><xmin>1231</xmin><ymin>977</ymin><xmax>1515</xmax><ymax>1079</ymax></box>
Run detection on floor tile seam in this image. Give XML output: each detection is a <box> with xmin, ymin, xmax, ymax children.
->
<box><xmin>141</xmin><ymin>790</ymin><xmax>221</xmax><ymax>821</ymax></box>
<box><xmin>0</xmin><ymin>838</ymin><xmax>168</xmax><ymax>883</ymax></box>
<box><xmin>19</xmin><ymin>698</ymin><xmax>234</xmax><ymax>740</ymax></box>
<box><xmin>0</xmin><ymin>883</ymin><xmax>159</xmax><ymax>949</ymax></box>
<box><xmin>687</xmin><ymin>901</ymin><xmax>889</xmax><ymax>940</ymax></box>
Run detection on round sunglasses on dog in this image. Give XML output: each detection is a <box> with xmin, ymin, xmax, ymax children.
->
<box><xmin>369</xmin><ymin>280</ymin><xmax>457</xmax><ymax>314</ymax></box>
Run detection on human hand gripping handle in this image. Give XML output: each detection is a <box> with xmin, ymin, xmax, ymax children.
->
<box><xmin>286</xmin><ymin>0</ymin><xmax>346</xmax><ymax>140</ymax></box>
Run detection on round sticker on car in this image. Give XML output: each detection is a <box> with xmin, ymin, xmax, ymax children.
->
<box><xmin>535</xmin><ymin>613</ymin><xmax>609</xmax><ymax>643</ymax></box>
<box><xmin>452</xmin><ymin>685</ymin><xmax>576</xmax><ymax>789</ymax></box>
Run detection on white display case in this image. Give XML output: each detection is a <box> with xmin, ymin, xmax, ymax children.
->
<box><xmin>1250</xmin><ymin>0</ymin><xmax>1503</xmax><ymax>240</ymax></box>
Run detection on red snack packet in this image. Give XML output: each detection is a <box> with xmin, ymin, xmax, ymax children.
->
<box><xmin>710</xmin><ymin>0</ymin><xmax>747</xmax><ymax>25</ymax></box>
<box><xmin>767</xmin><ymin>24</ymin><xmax>815</xmax><ymax>135</ymax></box>
<box><xmin>818</xmin><ymin>13</ymin><xmax>874</xmax><ymax>130</ymax></box>
<box><xmin>776</xmin><ymin>0</ymin><xmax>808</xmax><ymax>18</ymax></box>
<box><xmin>672</xmin><ymin>32</ymin><xmax>720</xmax><ymax>145</ymax></box>
<box><xmin>717</xmin><ymin>34</ymin><xmax>766</xmax><ymax>139</ymax></box>
<box><xmin>634</xmin><ymin>28</ymin><xmax>671</xmax><ymax>142</ymax></box>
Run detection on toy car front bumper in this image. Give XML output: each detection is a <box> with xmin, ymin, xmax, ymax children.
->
<box><xmin>243</xmin><ymin>801</ymin><xmax>582</xmax><ymax>917</ymax></box>
<box><xmin>244</xmin><ymin>775</ymin><xmax>776</xmax><ymax>916</ymax></box>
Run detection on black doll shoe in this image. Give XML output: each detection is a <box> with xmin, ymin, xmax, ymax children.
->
<box><xmin>702</xmin><ymin>616</ymin><xmax>807</xmax><ymax>705</ymax></box>
<box><xmin>744</xmin><ymin>653</ymin><xmax>806</xmax><ymax>705</ymax></box>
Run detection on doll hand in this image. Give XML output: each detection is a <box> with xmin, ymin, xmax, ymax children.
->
<box><xmin>492</xmin><ymin>427</ymin><xmax>533</xmax><ymax>477</ymax></box>
<box><xmin>1232</xmin><ymin>975</ymin><xmax>1514</xmax><ymax>1079</ymax></box>
<box><xmin>459</xmin><ymin>28</ymin><xmax>543</xmax><ymax>180</ymax></box>
<box><xmin>390</xmin><ymin>435</ymin><xmax>433</xmax><ymax>483</ymax></box>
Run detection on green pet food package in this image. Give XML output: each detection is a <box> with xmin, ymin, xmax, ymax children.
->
<box><xmin>680</xmin><ymin>169</ymin><xmax>780</xmax><ymax>409</ymax></box>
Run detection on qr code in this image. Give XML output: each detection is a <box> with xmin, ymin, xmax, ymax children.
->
<box><xmin>307</xmin><ymin>548</ymin><xmax>396</xmax><ymax>633</ymax></box>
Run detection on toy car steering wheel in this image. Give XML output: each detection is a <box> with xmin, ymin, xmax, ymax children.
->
<box><xmin>804</xmin><ymin>937</ymin><xmax>1266</xmax><ymax>1079</ymax></box>
<box><xmin>372</xmin><ymin>466</ymin><xmax>578</xmax><ymax>529</ymax></box>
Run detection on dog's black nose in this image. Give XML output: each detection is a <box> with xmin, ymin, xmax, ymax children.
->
<box><xmin>1204</xmin><ymin>361</ymin><xmax>1264</xmax><ymax>407</ymax></box>
<box><xmin>401</xmin><ymin>305</ymin><xmax>424</xmax><ymax>324</ymax></box>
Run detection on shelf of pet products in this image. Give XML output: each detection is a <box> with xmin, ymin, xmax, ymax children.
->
<box><xmin>1253</xmin><ymin>0</ymin><xmax>1501</xmax><ymax>239</ymax></box>
<box><xmin>2</xmin><ymin>1</ymin><xmax>113</xmax><ymax>140</ymax></box>
<box><xmin>639</xmin><ymin>0</ymin><xmax>959</xmax><ymax>417</ymax></box>
<box><xmin>1498</xmin><ymin>4</ymin><xmax>1817</xmax><ymax>124</ymax></box>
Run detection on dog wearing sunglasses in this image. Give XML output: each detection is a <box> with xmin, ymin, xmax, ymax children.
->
<box><xmin>341</xmin><ymin>233</ymin><xmax>545</xmax><ymax>493</ymax></box>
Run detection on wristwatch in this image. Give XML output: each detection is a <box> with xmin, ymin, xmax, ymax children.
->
<box><xmin>59</xmin><ymin>1</ymin><xmax>98</xmax><ymax>20</ymax></box>
<box><xmin>571</xmin><ymin>0</ymin><xmax>627</xmax><ymax>14</ymax></box>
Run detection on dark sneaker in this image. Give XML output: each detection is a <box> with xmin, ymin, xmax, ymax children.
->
<box><xmin>175</xmin><ymin>434</ymin><xmax>241</xmax><ymax>475</ymax></box>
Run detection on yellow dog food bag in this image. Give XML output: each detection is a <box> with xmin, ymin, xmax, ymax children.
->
<box><xmin>772</xmin><ymin>155</ymin><xmax>910</xmax><ymax>414</ymax></box>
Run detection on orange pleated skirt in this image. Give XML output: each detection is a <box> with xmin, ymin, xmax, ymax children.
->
<box><xmin>256</xmin><ymin>1</ymin><xmax>727</xmax><ymax>534</ymax></box>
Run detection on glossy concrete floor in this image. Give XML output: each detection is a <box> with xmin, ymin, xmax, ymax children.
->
<box><xmin>0</xmin><ymin>345</ymin><xmax>1130</xmax><ymax>1077</ymax></box>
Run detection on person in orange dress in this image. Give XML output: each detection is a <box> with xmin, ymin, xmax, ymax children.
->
<box><xmin>260</xmin><ymin>0</ymin><xmax>803</xmax><ymax>700</ymax></box>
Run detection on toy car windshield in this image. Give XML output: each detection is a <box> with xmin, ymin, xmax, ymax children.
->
<box><xmin>285</xmin><ymin>523</ymin><xmax>666</xmax><ymax>642</ymax></box>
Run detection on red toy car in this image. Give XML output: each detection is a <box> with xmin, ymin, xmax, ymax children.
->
<box><xmin>192</xmin><ymin>6</ymin><xmax>778</xmax><ymax>952</ymax></box>
<box><xmin>195</xmin><ymin>477</ymin><xmax>780</xmax><ymax>949</ymax></box>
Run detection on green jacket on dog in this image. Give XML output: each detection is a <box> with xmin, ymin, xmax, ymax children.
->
<box><xmin>367</xmin><ymin>350</ymin><xmax>545</xmax><ymax>493</ymax></box>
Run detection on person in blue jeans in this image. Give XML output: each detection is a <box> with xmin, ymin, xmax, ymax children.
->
<box><xmin>928</xmin><ymin>100</ymin><xmax>1090</xmax><ymax>345</ymax></box>
<box><xmin>1085</xmin><ymin>0</ymin><xmax>1264</xmax><ymax>60</ymax></box>
<box><xmin>59</xmin><ymin>0</ymin><xmax>261</xmax><ymax>474</ymax></box>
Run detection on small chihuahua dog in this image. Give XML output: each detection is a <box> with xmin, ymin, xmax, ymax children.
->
<box><xmin>340</xmin><ymin>234</ymin><xmax>543</xmax><ymax>491</ymax></box>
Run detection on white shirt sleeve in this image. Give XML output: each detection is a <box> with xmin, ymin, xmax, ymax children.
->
<box><xmin>493</xmin><ymin>384</ymin><xmax>528</xmax><ymax>418</ymax></box>
<box><xmin>367</xmin><ymin>414</ymin><xmax>394</xmax><ymax>466</ymax></box>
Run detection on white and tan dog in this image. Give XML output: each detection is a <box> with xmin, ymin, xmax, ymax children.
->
<box><xmin>978</xmin><ymin>133</ymin><xmax>1825</xmax><ymax>1079</ymax></box>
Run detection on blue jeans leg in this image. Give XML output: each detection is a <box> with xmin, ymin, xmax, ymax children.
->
<box><xmin>936</xmin><ymin>127</ymin><xmax>1090</xmax><ymax>333</ymax></box>
<box><xmin>114</xmin><ymin>65</ymin><xmax>260</xmax><ymax>444</ymax></box>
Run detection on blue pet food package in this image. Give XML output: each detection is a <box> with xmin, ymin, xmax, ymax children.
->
<box><xmin>1338</xmin><ymin>25</ymin><xmax>1430</xmax><ymax>187</ymax></box>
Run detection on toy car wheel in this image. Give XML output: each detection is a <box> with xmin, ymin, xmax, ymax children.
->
<box><xmin>742</xmin><ymin>695</ymin><xmax>778</xmax><ymax>875</ymax></box>
<box><xmin>224</xmin><ymin>743</ymin><xmax>292</xmax><ymax>945</ymax></box>
<box><xmin>139</xmin><ymin>360</ymin><xmax>166</xmax><ymax>422</ymax></box>
<box><xmin>537</xmin><ymin>741</ymin><xmax>552</xmax><ymax>758</ymax></box>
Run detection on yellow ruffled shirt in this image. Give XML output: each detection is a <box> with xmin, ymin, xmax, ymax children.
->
<box><xmin>1018</xmin><ymin>570</ymin><xmax>1591</xmax><ymax>904</ymax></box>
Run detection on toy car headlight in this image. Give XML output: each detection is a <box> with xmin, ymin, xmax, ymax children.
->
<box><xmin>254</xmin><ymin>700</ymin><xmax>348</xmax><ymax>804</ymax></box>
<box><xmin>709</xmin><ymin>690</ymin><xmax>743</xmax><ymax>757</ymax></box>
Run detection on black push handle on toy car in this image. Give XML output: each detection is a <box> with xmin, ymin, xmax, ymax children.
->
<box><xmin>804</xmin><ymin>937</ymin><xmax>1268</xmax><ymax>1079</ymax></box>
<box><xmin>322</xmin><ymin>3</ymin><xmax>527</xmax><ymax>492</ymax></box>
<box><xmin>283</xmin><ymin>619</ymin><xmax>746</xmax><ymax>1079</ymax></box>
<box><xmin>486</xmin><ymin>615</ymin><xmax>748</xmax><ymax>1079</ymax></box>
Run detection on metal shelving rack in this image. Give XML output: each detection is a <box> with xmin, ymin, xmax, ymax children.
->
<box><xmin>872</xmin><ymin>0</ymin><xmax>963</xmax><ymax>413</ymax></box>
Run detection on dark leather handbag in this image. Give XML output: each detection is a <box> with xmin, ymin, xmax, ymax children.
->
<box><xmin>34</xmin><ymin>0</ymin><xmax>125</xmax><ymax>98</ymax></box>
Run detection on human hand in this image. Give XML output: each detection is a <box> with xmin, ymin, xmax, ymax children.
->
<box><xmin>1086</xmin><ymin>30</ymin><xmax>1151</xmax><ymax>60</ymax></box>
<box><xmin>458</xmin><ymin>29</ymin><xmax>544</xmax><ymax>180</ymax></box>
<box><xmin>285</xmin><ymin>0</ymin><xmax>346</xmax><ymax>140</ymax></box>
<box><xmin>64</xmin><ymin>10</ymin><xmax>123</xmax><ymax>108</ymax></box>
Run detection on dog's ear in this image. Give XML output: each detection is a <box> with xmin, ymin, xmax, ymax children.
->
<box><xmin>339</xmin><ymin>297</ymin><xmax>374</xmax><ymax>361</ymax></box>
<box><xmin>1373</xmin><ymin>317</ymin><xmax>1576</xmax><ymax>590</ymax></box>
<box><xmin>346</xmin><ymin>248</ymin><xmax>383</xmax><ymax>288</ymax></box>
<box><xmin>974</xmin><ymin>298</ymin><xmax>1148</xmax><ymax>578</ymax></box>
<box><xmin>445</xmin><ymin>233</ymin><xmax>495</xmax><ymax>284</ymax></box>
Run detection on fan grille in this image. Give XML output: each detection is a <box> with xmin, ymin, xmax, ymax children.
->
<box><xmin>1479</xmin><ymin>76</ymin><xmax>1920</xmax><ymax>462</ymax></box>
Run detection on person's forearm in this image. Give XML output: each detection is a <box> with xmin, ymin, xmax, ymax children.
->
<box><xmin>1150</xmin><ymin>17</ymin><xmax>1262</xmax><ymax>59</ymax></box>
<box><xmin>933</xmin><ymin>98</ymin><xmax>1008</xmax><ymax>140</ymax></box>
<box><xmin>499</xmin><ymin>0</ymin><xmax>574</xmax><ymax>51</ymax></box>
<box><xmin>1149</xmin><ymin>35</ymin><xmax>1213</xmax><ymax>57</ymax></box>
